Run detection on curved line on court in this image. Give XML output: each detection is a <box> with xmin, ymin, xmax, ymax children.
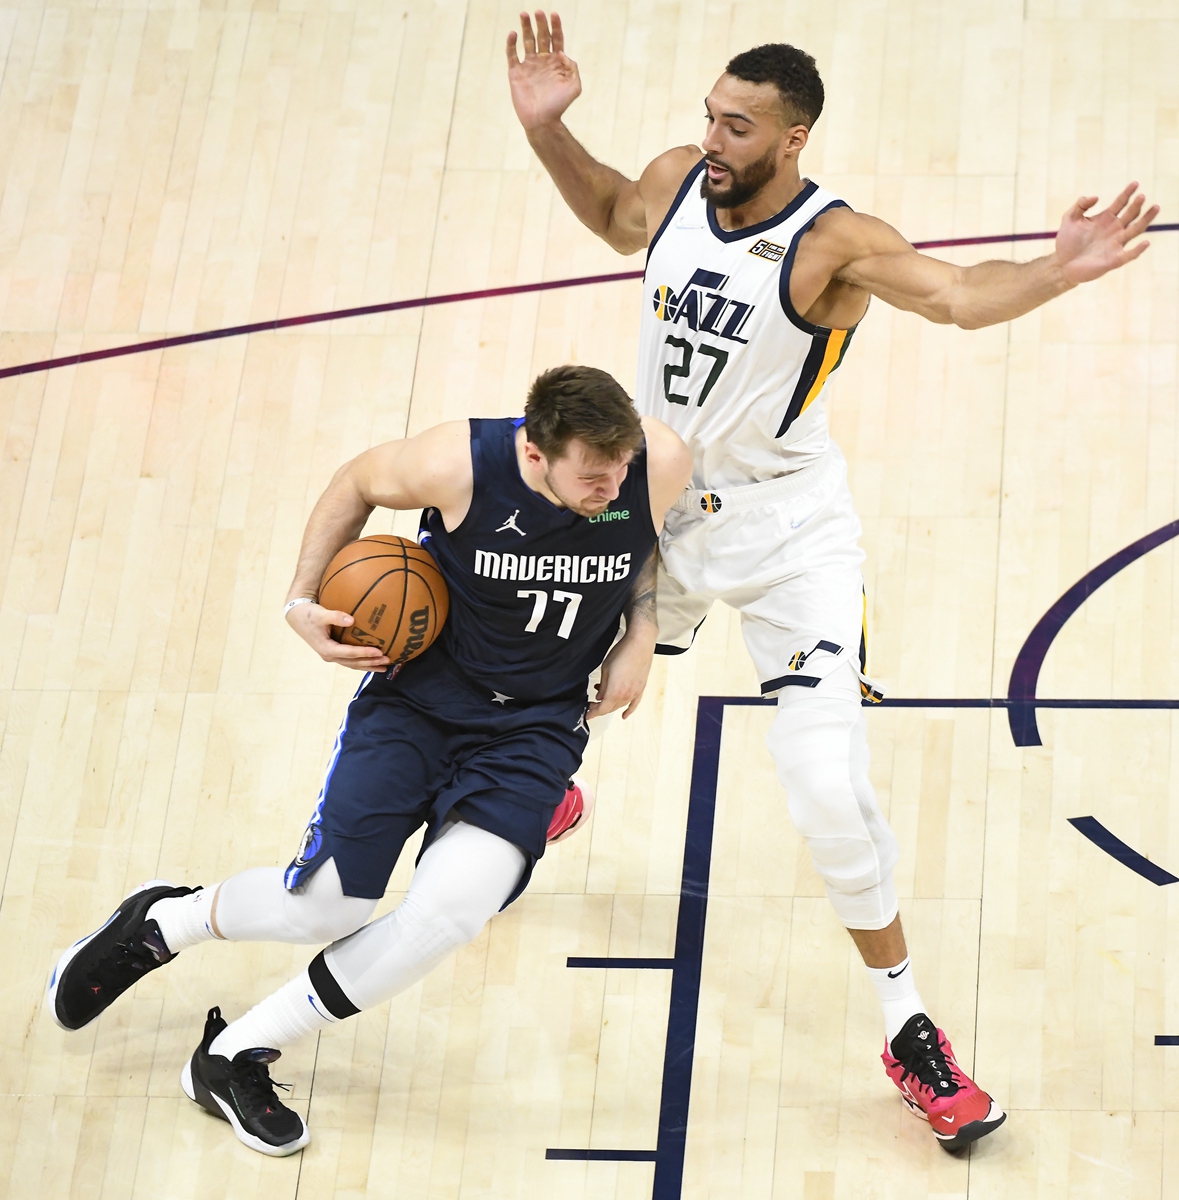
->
<box><xmin>2</xmin><ymin>223</ymin><xmax>1176</xmax><ymax>382</ymax></box>
<box><xmin>1067</xmin><ymin>816</ymin><xmax>1179</xmax><ymax>886</ymax></box>
<box><xmin>1006</xmin><ymin>518</ymin><xmax>1179</xmax><ymax>746</ymax></box>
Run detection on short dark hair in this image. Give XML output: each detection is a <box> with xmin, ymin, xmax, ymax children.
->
<box><xmin>725</xmin><ymin>44</ymin><xmax>824</xmax><ymax>128</ymax></box>
<box><xmin>524</xmin><ymin>365</ymin><xmax>643</xmax><ymax>462</ymax></box>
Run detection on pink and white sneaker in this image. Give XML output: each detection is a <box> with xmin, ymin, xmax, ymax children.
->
<box><xmin>882</xmin><ymin>1013</ymin><xmax>1006</xmax><ymax>1151</ymax></box>
<box><xmin>546</xmin><ymin>777</ymin><xmax>595</xmax><ymax>843</ymax></box>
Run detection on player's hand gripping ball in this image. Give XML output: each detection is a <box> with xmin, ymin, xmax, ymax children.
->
<box><xmin>318</xmin><ymin>535</ymin><xmax>449</xmax><ymax>666</ymax></box>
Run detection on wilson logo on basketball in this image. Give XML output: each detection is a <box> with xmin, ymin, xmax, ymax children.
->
<box><xmin>318</xmin><ymin>534</ymin><xmax>449</xmax><ymax>662</ymax></box>
<box><xmin>390</xmin><ymin>607</ymin><xmax>431</xmax><ymax>666</ymax></box>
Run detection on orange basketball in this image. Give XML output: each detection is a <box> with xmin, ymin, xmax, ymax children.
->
<box><xmin>318</xmin><ymin>534</ymin><xmax>449</xmax><ymax>666</ymax></box>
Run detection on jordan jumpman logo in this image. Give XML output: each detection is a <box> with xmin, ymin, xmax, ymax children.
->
<box><xmin>496</xmin><ymin>509</ymin><xmax>527</xmax><ymax>536</ymax></box>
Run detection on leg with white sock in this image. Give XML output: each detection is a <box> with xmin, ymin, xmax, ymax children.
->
<box><xmin>769</xmin><ymin>657</ymin><xmax>1005</xmax><ymax>1146</ymax></box>
<box><xmin>769</xmin><ymin>660</ymin><xmax>911</xmax><ymax>994</ymax></box>
<box><xmin>147</xmin><ymin>855</ymin><xmax>377</xmax><ymax>954</ymax></box>
<box><xmin>209</xmin><ymin>820</ymin><xmax>526</xmax><ymax>1059</ymax></box>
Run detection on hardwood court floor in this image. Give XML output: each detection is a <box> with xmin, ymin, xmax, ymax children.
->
<box><xmin>2</xmin><ymin>1</ymin><xmax>1179</xmax><ymax>1197</ymax></box>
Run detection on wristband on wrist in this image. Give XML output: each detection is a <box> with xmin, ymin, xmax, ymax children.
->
<box><xmin>283</xmin><ymin>596</ymin><xmax>316</xmax><ymax>617</ymax></box>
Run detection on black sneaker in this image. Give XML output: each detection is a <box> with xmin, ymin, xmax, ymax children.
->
<box><xmin>181</xmin><ymin>1007</ymin><xmax>310</xmax><ymax>1156</ymax></box>
<box><xmin>48</xmin><ymin>879</ymin><xmax>199</xmax><ymax>1031</ymax></box>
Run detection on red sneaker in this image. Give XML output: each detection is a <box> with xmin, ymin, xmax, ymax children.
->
<box><xmin>882</xmin><ymin>1013</ymin><xmax>1005</xmax><ymax>1151</ymax></box>
<box><xmin>546</xmin><ymin>777</ymin><xmax>595</xmax><ymax>843</ymax></box>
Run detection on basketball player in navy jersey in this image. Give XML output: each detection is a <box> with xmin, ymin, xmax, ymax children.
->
<box><xmin>508</xmin><ymin>14</ymin><xmax>1158</xmax><ymax>1150</ymax></box>
<box><xmin>48</xmin><ymin>365</ymin><xmax>692</xmax><ymax>1156</ymax></box>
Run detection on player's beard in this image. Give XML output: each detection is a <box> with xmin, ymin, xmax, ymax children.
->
<box><xmin>700</xmin><ymin>144</ymin><xmax>779</xmax><ymax>209</ymax></box>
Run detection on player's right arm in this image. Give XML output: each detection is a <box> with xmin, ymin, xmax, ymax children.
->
<box><xmin>588</xmin><ymin>418</ymin><xmax>692</xmax><ymax>719</ymax></box>
<box><xmin>285</xmin><ymin>421</ymin><xmax>473</xmax><ymax>670</ymax></box>
<box><xmin>506</xmin><ymin>11</ymin><xmax>699</xmax><ymax>253</ymax></box>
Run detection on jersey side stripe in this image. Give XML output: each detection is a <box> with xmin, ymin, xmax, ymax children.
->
<box><xmin>800</xmin><ymin>326</ymin><xmax>850</xmax><ymax>414</ymax></box>
<box><xmin>774</xmin><ymin>326</ymin><xmax>855</xmax><ymax>438</ymax></box>
<box><xmin>775</xmin><ymin>330</ymin><xmax>829</xmax><ymax>437</ymax></box>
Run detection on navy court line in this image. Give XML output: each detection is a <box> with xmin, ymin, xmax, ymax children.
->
<box><xmin>1067</xmin><ymin>816</ymin><xmax>1179</xmax><ymax>886</ymax></box>
<box><xmin>546</xmin><ymin>695</ymin><xmax>727</xmax><ymax>1194</ymax></box>
<box><xmin>548</xmin><ymin>696</ymin><xmax>1179</xmax><ymax>1195</ymax></box>
<box><xmin>3</xmin><ymin>223</ymin><xmax>1175</xmax><ymax>381</ymax></box>
<box><xmin>1006</xmin><ymin>519</ymin><xmax>1179</xmax><ymax>746</ymax></box>
<box><xmin>737</xmin><ymin>697</ymin><xmax>1179</xmax><ymax>711</ymax></box>
<box><xmin>566</xmin><ymin>957</ymin><xmax>675</xmax><ymax>969</ymax></box>
<box><xmin>546</xmin><ymin>1149</ymin><xmax>660</xmax><ymax>1161</ymax></box>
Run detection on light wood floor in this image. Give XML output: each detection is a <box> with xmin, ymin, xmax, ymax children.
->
<box><xmin>3</xmin><ymin>1</ymin><xmax>1179</xmax><ymax>1196</ymax></box>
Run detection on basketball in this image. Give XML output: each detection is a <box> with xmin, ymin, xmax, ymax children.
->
<box><xmin>318</xmin><ymin>534</ymin><xmax>448</xmax><ymax>665</ymax></box>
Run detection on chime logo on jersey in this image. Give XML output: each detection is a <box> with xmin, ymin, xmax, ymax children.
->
<box><xmin>650</xmin><ymin>268</ymin><xmax>754</xmax><ymax>343</ymax></box>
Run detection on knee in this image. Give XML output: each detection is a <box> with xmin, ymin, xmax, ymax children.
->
<box><xmin>286</xmin><ymin>894</ymin><xmax>376</xmax><ymax>943</ymax></box>
<box><xmin>397</xmin><ymin>890</ymin><xmax>487</xmax><ymax>951</ymax></box>
<box><xmin>767</xmin><ymin>689</ymin><xmax>900</xmax><ymax>897</ymax></box>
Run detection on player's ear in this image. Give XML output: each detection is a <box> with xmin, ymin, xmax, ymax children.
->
<box><xmin>783</xmin><ymin>122</ymin><xmax>809</xmax><ymax>157</ymax></box>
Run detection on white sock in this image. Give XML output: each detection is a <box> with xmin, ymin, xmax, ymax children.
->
<box><xmin>148</xmin><ymin>887</ymin><xmax>221</xmax><ymax>954</ymax></box>
<box><xmin>209</xmin><ymin>970</ymin><xmax>339</xmax><ymax>1059</ymax></box>
<box><xmin>866</xmin><ymin>957</ymin><xmax>927</xmax><ymax>1044</ymax></box>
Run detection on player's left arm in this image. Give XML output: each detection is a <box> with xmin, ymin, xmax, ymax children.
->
<box><xmin>827</xmin><ymin>183</ymin><xmax>1158</xmax><ymax>329</ymax></box>
<box><xmin>589</xmin><ymin>419</ymin><xmax>692</xmax><ymax>719</ymax></box>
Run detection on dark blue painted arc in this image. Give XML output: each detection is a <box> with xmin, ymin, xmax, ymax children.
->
<box><xmin>1006</xmin><ymin>519</ymin><xmax>1179</xmax><ymax>746</ymax></box>
<box><xmin>1067</xmin><ymin>816</ymin><xmax>1179</xmax><ymax>886</ymax></box>
<box><xmin>2</xmin><ymin>223</ymin><xmax>1175</xmax><ymax>381</ymax></box>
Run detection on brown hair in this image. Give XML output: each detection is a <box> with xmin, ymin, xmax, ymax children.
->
<box><xmin>524</xmin><ymin>365</ymin><xmax>644</xmax><ymax>462</ymax></box>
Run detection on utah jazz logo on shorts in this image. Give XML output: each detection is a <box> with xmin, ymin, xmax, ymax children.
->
<box><xmin>651</xmin><ymin>268</ymin><xmax>755</xmax><ymax>343</ymax></box>
<box><xmin>700</xmin><ymin>492</ymin><xmax>723</xmax><ymax>514</ymax></box>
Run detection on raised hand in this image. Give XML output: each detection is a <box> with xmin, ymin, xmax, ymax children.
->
<box><xmin>1054</xmin><ymin>183</ymin><xmax>1159</xmax><ymax>284</ymax></box>
<box><xmin>506</xmin><ymin>11</ymin><xmax>582</xmax><ymax>131</ymax></box>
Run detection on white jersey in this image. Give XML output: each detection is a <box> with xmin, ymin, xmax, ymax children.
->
<box><xmin>636</xmin><ymin>161</ymin><xmax>856</xmax><ymax>488</ymax></box>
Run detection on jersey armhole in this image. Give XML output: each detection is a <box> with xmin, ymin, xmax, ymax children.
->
<box><xmin>646</xmin><ymin>159</ymin><xmax>708</xmax><ymax>261</ymax></box>
<box><xmin>636</xmin><ymin>439</ymin><xmax>659</xmax><ymax>543</ymax></box>
<box><xmin>777</xmin><ymin>198</ymin><xmax>853</xmax><ymax>334</ymax></box>
<box><xmin>439</xmin><ymin>417</ymin><xmax>483</xmax><ymax>538</ymax></box>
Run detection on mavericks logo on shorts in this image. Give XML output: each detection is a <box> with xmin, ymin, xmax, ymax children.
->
<box><xmin>293</xmin><ymin>822</ymin><xmax>322</xmax><ymax>868</ymax></box>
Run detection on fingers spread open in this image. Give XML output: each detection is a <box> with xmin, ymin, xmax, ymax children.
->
<box><xmin>535</xmin><ymin>10</ymin><xmax>552</xmax><ymax>54</ymax></box>
<box><xmin>1126</xmin><ymin>204</ymin><xmax>1160</xmax><ymax>237</ymax></box>
<box><xmin>1103</xmin><ymin>181</ymin><xmax>1137</xmax><ymax>217</ymax></box>
<box><xmin>520</xmin><ymin>12</ymin><xmax>536</xmax><ymax>54</ymax></box>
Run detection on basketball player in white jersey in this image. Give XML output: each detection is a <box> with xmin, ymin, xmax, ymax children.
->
<box><xmin>507</xmin><ymin>13</ymin><xmax>1158</xmax><ymax>1150</ymax></box>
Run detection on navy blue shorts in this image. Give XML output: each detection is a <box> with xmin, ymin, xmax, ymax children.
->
<box><xmin>284</xmin><ymin>644</ymin><xmax>590</xmax><ymax>903</ymax></box>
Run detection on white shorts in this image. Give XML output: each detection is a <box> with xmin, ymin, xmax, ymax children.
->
<box><xmin>656</xmin><ymin>443</ymin><xmax>881</xmax><ymax>700</ymax></box>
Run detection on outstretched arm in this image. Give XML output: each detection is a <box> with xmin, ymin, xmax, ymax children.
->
<box><xmin>827</xmin><ymin>183</ymin><xmax>1159</xmax><ymax>329</ymax></box>
<box><xmin>506</xmin><ymin>11</ymin><xmax>695</xmax><ymax>254</ymax></box>
<box><xmin>285</xmin><ymin>422</ymin><xmax>472</xmax><ymax>670</ymax></box>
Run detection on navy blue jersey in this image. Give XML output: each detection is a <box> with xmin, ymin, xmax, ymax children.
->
<box><xmin>420</xmin><ymin>417</ymin><xmax>657</xmax><ymax>702</ymax></box>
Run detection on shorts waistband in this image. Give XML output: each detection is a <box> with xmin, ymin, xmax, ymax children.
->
<box><xmin>673</xmin><ymin>452</ymin><xmax>836</xmax><ymax>515</ymax></box>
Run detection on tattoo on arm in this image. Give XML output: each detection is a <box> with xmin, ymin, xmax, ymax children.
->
<box><xmin>625</xmin><ymin>547</ymin><xmax>658</xmax><ymax>628</ymax></box>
